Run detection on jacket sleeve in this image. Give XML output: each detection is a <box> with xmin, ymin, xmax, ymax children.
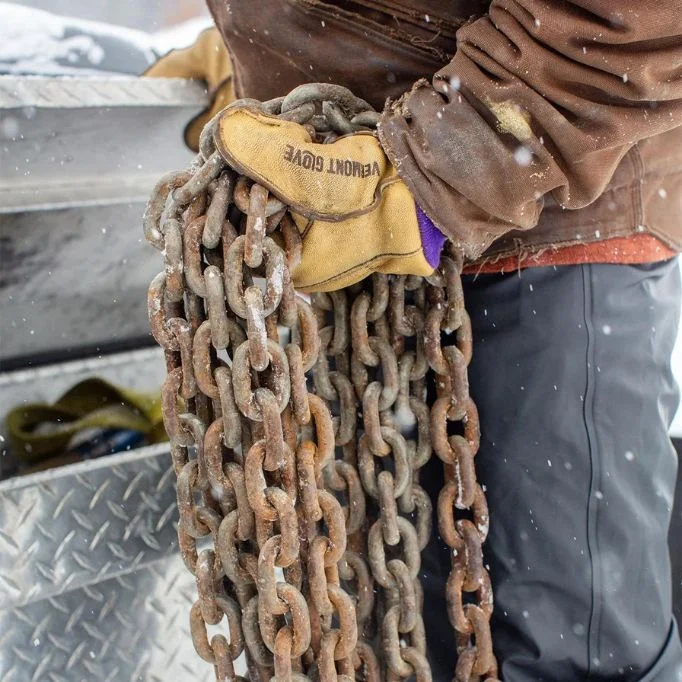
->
<box><xmin>377</xmin><ymin>0</ymin><xmax>682</xmax><ymax>259</ymax></box>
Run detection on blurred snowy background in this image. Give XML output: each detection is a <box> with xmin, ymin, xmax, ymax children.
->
<box><xmin>6</xmin><ymin>0</ymin><xmax>210</xmax><ymax>30</ymax></box>
<box><xmin>0</xmin><ymin>1</ymin><xmax>213</xmax><ymax>77</ymax></box>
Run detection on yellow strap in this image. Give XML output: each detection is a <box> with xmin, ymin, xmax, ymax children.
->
<box><xmin>6</xmin><ymin>378</ymin><xmax>166</xmax><ymax>463</ymax></box>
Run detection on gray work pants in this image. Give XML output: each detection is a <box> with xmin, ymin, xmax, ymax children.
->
<box><xmin>422</xmin><ymin>260</ymin><xmax>682</xmax><ymax>681</ymax></box>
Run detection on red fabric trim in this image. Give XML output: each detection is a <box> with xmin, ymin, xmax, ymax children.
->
<box><xmin>463</xmin><ymin>235</ymin><xmax>677</xmax><ymax>275</ymax></box>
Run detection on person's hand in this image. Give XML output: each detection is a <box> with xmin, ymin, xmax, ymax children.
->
<box><xmin>216</xmin><ymin>102</ymin><xmax>446</xmax><ymax>292</ymax></box>
<box><xmin>145</xmin><ymin>27</ymin><xmax>234</xmax><ymax>151</ymax></box>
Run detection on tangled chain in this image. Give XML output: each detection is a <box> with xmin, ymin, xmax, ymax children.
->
<box><xmin>144</xmin><ymin>83</ymin><xmax>499</xmax><ymax>682</ymax></box>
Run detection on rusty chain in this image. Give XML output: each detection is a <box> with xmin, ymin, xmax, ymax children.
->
<box><xmin>144</xmin><ymin>82</ymin><xmax>499</xmax><ymax>682</ymax></box>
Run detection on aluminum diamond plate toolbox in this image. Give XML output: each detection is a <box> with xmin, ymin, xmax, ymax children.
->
<box><xmin>0</xmin><ymin>76</ymin><xmax>207</xmax><ymax>212</ymax></box>
<box><xmin>0</xmin><ymin>447</ymin><xmax>212</xmax><ymax>682</ymax></box>
<box><xmin>0</xmin><ymin>76</ymin><xmax>207</xmax><ymax>367</ymax></box>
<box><xmin>0</xmin><ymin>347</ymin><xmax>167</xmax><ymax>476</ymax></box>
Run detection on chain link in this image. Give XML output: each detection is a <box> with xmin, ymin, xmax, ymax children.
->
<box><xmin>144</xmin><ymin>82</ymin><xmax>499</xmax><ymax>682</ymax></box>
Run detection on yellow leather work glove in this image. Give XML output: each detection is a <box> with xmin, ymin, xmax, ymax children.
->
<box><xmin>216</xmin><ymin>103</ymin><xmax>446</xmax><ymax>292</ymax></box>
<box><xmin>145</xmin><ymin>27</ymin><xmax>234</xmax><ymax>152</ymax></box>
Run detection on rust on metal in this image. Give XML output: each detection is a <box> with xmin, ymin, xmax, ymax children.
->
<box><xmin>144</xmin><ymin>83</ymin><xmax>499</xmax><ymax>682</ymax></box>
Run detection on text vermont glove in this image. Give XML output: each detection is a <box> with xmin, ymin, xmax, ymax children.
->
<box><xmin>216</xmin><ymin>103</ymin><xmax>445</xmax><ymax>292</ymax></box>
<box><xmin>145</xmin><ymin>27</ymin><xmax>234</xmax><ymax>151</ymax></box>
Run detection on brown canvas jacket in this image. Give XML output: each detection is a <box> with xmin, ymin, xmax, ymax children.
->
<box><xmin>206</xmin><ymin>0</ymin><xmax>682</xmax><ymax>263</ymax></box>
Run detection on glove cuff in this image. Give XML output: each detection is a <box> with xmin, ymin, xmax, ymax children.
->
<box><xmin>416</xmin><ymin>204</ymin><xmax>447</xmax><ymax>268</ymax></box>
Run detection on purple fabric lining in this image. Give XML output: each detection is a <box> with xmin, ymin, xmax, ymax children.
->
<box><xmin>416</xmin><ymin>204</ymin><xmax>446</xmax><ymax>268</ymax></box>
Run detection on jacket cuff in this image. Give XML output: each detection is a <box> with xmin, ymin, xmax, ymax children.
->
<box><xmin>377</xmin><ymin>78</ymin><xmax>541</xmax><ymax>261</ymax></box>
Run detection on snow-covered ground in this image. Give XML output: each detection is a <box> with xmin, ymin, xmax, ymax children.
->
<box><xmin>0</xmin><ymin>2</ymin><xmax>210</xmax><ymax>76</ymax></box>
<box><xmin>0</xmin><ymin>3</ymin><xmax>155</xmax><ymax>75</ymax></box>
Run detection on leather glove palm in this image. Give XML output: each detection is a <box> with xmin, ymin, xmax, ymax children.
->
<box><xmin>216</xmin><ymin>103</ymin><xmax>445</xmax><ymax>292</ymax></box>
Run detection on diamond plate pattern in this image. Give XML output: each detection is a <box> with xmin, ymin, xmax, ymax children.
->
<box><xmin>0</xmin><ymin>446</ymin><xmax>212</xmax><ymax>681</ymax></box>
<box><xmin>0</xmin><ymin>556</ymin><xmax>213</xmax><ymax>682</ymax></box>
<box><xmin>0</xmin><ymin>446</ymin><xmax>177</xmax><ymax>609</ymax></box>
